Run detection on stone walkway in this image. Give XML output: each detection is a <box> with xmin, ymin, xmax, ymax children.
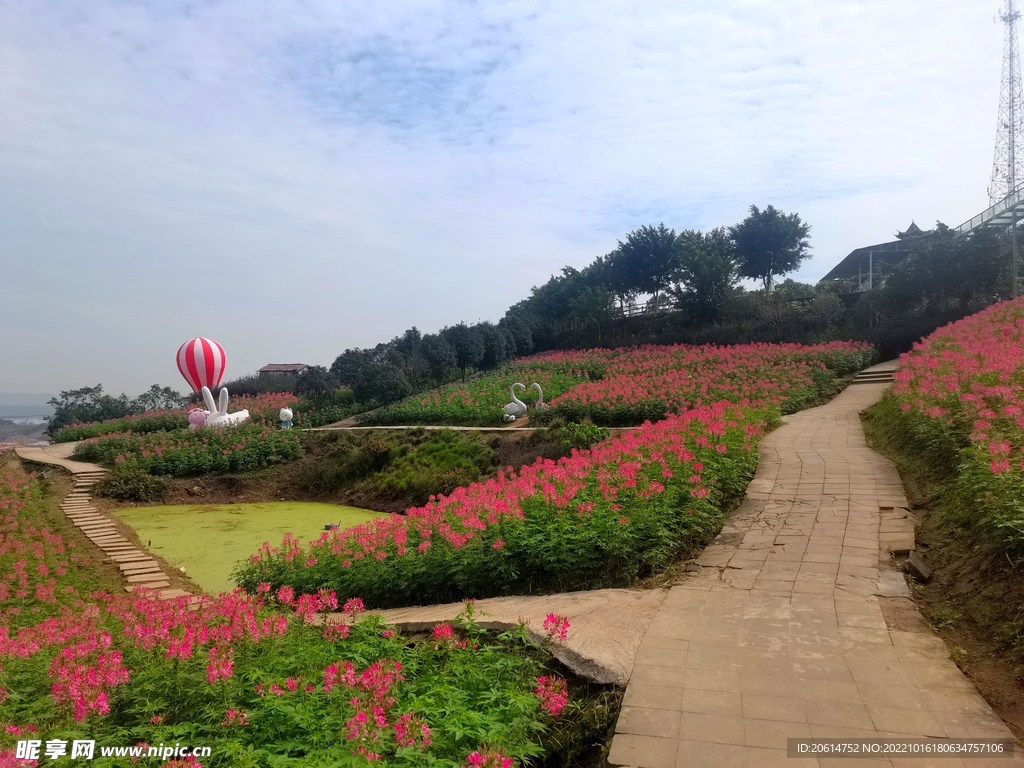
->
<box><xmin>14</xmin><ymin>445</ymin><xmax>197</xmax><ymax>602</ymax></box>
<box><xmin>608</xmin><ymin>371</ymin><xmax>1023</xmax><ymax>768</ymax></box>
<box><xmin>344</xmin><ymin>588</ymin><xmax>670</xmax><ymax>686</ymax></box>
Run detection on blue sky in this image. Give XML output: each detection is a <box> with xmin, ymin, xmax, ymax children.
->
<box><xmin>0</xmin><ymin>0</ymin><xmax>1005</xmax><ymax>394</ymax></box>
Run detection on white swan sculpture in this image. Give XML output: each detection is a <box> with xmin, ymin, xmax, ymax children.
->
<box><xmin>531</xmin><ymin>382</ymin><xmax>550</xmax><ymax>411</ymax></box>
<box><xmin>502</xmin><ymin>383</ymin><xmax>528</xmax><ymax>422</ymax></box>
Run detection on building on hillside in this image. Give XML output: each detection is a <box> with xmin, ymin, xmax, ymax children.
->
<box><xmin>257</xmin><ymin>363</ymin><xmax>309</xmax><ymax>378</ymax></box>
<box><xmin>818</xmin><ymin>221</ymin><xmax>932</xmax><ymax>295</ymax></box>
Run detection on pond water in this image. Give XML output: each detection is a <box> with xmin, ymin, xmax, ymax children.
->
<box><xmin>112</xmin><ymin>502</ymin><xmax>387</xmax><ymax>594</ymax></box>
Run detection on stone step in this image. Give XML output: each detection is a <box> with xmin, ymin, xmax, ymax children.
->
<box><xmin>126</xmin><ymin>572</ymin><xmax>171</xmax><ymax>584</ymax></box>
<box><xmin>157</xmin><ymin>589</ymin><xmax>194</xmax><ymax>601</ymax></box>
<box><xmin>119</xmin><ymin>560</ymin><xmax>158</xmax><ymax>571</ymax></box>
<box><xmin>125</xmin><ymin>582</ymin><xmax>170</xmax><ymax>592</ymax></box>
<box><xmin>121</xmin><ymin>566</ymin><xmax>163</xmax><ymax>577</ymax></box>
<box><xmin>110</xmin><ymin>553</ymin><xmax>151</xmax><ymax>563</ymax></box>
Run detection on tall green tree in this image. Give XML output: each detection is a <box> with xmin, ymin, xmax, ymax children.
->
<box><xmin>130</xmin><ymin>384</ymin><xmax>189</xmax><ymax>413</ymax></box>
<box><xmin>476</xmin><ymin>322</ymin><xmax>516</xmax><ymax>369</ymax></box>
<box><xmin>569</xmin><ymin>286</ymin><xmax>616</xmax><ymax>341</ymax></box>
<box><xmin>730</xmin><ymin>205</ymin><xmax>811</xmax><ymax>292</ymax></box>
<box><xmin>670</xmin><ymin>227</ymin><xmax>740</xmax><ymax>321</ymax></box>
<box><xmin>294</xmin><ymin>365</ymin><xmax>340</xmax><ymax>407</ymax></box>
<box><xmin>441</xmin><ymin>323</ymin><xmax>485</xmax><ymax>382</ymax></box>
<box><xmin>420</xmin><ymin>334</ymin><xmax>458</xmax><ymax>381</ymax></box>
<box><xmin>880</xmin><ymin>224</ymin><xmax>1008</xmax><ymax>312</ymax></box>
<box><xmin>46</xmin><ymin>385</ymin><xmax>131</xmax><ymax>436</ymax></box>
<box><xmin>615</xmin><ymin>224</ymin><xmax>680</xmax><ymax>303</ymax></box>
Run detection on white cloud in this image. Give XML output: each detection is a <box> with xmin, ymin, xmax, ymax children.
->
<box><xmin>0</xmin><ymin>0</ymin><xmax>1006</xmax><ymax>392</ymax></box>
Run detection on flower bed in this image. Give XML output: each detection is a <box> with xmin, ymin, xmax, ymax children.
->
<box><xmin>886</xmin><ymin>297</ymin><xmax>1024</xmax><ymax>553</ymax></box>
<box><xmin>236</xmin><ymin>401</ymin><xmax>775</xmax><ymax>608</ymax></box>
<box><xmin>71</xmin><ymin>422</ymin><xmax>304</xmax><ymax>477</ymax></box>
<box><xmin>367</xmin><ymin>342</ymin><xmax>876</xmax><ymax>427</ymax></box>
<box><xmin>0</xmin><ymin>460</ymin><xmax>592</xmax><ymax>767</ymax></box>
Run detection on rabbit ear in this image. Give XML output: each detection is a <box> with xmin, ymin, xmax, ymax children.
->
<box><xmin>201</xmin><ymin>387</ymin><xmax>216</xmax><ymax>413</ymax></box>
<box><xmin>218</xmin><ymin>387</ymin><xmax>229</xmax><ymax>414</ymax></box>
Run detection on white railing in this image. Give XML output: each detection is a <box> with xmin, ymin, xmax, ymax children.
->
<box><xmin>954</xmin><ymin>187</ymin><xmax>1024</xmax><ymax>234</ymax></box>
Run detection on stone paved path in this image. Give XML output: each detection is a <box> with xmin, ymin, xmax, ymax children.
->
<box><xmin>609</xmin><ymin>370</ymin><xmax>1024</xmax><ymax>768</ymax></box>
<box><xmin>332</xmin><ymin>587</ymin><xmax>670</xmax><ymax>686</ymax></box>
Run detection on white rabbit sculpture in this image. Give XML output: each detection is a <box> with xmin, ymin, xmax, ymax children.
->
<box><xmin>200</xmin><ymin>386</ymin><xmax>250</xmax><ymax>428</ymax></box>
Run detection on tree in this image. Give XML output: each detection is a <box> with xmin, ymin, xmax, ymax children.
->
<box><xmin>670</xmin><ymin>228</ymin><xmax>741</xmax><ymax>321</ymax></box>
<box><xmin>730</xmin><ymin>205</ymin><xmax>811</xmax><ymax>292</ymax></box>
<box><xmin>880</xmin><ymin>224</ymin><xmax>1008</xmax><ymax>312</ymax></box>
<box><xmin>351</xmin><ymin>364</ymin><xmax>412</xmax><ymax>405</ymax></box>
<box><xmin>330</xmin><ymin>348</ymin><xmax>375</xmax><ymax>387</ymax></box>
<box><xmin>615</xmin><ymin>224</ymin><xmax>680</xmax><ymax>303</ymax></box>
<box><xmin>588</xmin><ymin>251</ymin><xmax>639</xmax><ymax>312</ymax></box>
<box><xmin>476</xmin><ymin>323</ymin><xmax>516</xmax><ymax>369</ymax></box>
<box><xmin>569</xmin><ymin>286</ymin><xmax>615</xmax><ymax>341</ymax></box>
<box><xmin>420</xmin><ymin>334</ymin><xmax>458</xmax><ymax>381</ymax></box>
<box><xmin>46</xmin><ymin>385</ymin><xmax>132</xmax><ymax>436</ymax></box>
<box><xmin>294</xmin><ymin>365</ymin><xmax>340</xmax><ymax>407</ymax></box>
<box><xmin>499</xmin><ymin>313</ymin><xmax>535</xmax><ymax>356</ymax></box>
<box><xmin>130</xmin><ymin>384</ymin><xmax>189</xmax><ymax>413</ymax></box>
<box><xmin>441</xmin><ymin>323</ymin><xmax>485</xmax><ymax>382</ymax></box>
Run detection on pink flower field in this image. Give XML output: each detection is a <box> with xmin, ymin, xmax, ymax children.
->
<box><xmin>369</xmin><ymin>340</ymin><xmax>876</xmax><ymax>426</ymax></box>
<box><xmin>0</xmin><ymin>459</ymin><xmax>588</xmax><ymax>767</ymax></box>
<box><xmin>888</xmin><ymin>297</ymin><xmax>1024</xmax><ymax>552</ymax></box>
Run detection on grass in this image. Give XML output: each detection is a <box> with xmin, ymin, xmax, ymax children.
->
<box><xmin>111</xmin><ymin>501</ymin><xmax>386</xmax><ymax>593</ymax></box>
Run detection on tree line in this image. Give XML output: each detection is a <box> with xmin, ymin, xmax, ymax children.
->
<box><xmin>47</xmin><ymin>207</ymin><xmax>1016</xmax><ymax>430</ymax></box>
<box><xmin>320</xmin><ymin>204</ymin><xmax>811</xmax><ymax>403</ymax></box>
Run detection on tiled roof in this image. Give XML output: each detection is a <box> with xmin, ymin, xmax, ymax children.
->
<box><xmin>257</xmin><ymin>364</ymin><xmax>309</xmax><ymax>373</ymax></box>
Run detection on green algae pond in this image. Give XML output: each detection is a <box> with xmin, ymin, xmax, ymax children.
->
<box><xmin>112</xmin><ymin>502</ymin><xmax>387</xmax><ymax>594</ymax></box>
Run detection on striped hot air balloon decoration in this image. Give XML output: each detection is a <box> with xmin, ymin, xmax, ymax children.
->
<box><xmin>176</xmin><ymin>337</ymin><xmax>227</xmax><ymax>393</ymax></box>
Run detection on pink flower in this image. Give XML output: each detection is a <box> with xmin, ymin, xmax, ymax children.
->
<box><xmin>343</xmin><ymin>597</ymin><xmax>365</xmax><ymax>616</ymax></box>
<box><xmin>542</xmin><ymin>613</ymin><xmax>571</xmax><ymax>642</ymax></box>
<box><xmin>535</xmin><ymin>675</ymin><xmax>570</xmax><ymax>716</ymax></box>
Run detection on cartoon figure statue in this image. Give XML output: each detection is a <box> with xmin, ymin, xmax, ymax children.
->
<box><xmin>279</xmin><ymin>407</ymin><xmax>294</xmax><ymax>429</ymax></box>
<box><xmin>200</xmin><ymin>386</ymin><xmax>250</xmax><ymax>427</ymax></box>
<box><xmin>187</xmin><ymin>408</ymin><xmax>208</xmax><ymax>430</ymax></box>
<box><xmin>502</xmin><ymin>383</ymin><xmax>528</xmax><ymax>423</ymax></box>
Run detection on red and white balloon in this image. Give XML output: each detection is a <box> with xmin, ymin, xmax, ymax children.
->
<box><xmin>176</xmin><ymin>337</ymin><xmax>227</xmax><ymax>393</ymax></box>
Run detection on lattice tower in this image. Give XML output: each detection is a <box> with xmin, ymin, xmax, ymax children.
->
<box><xmin>990</xmin><ymin>0</ymin><xmax>1024</xmax><ymax>204</ymax></box>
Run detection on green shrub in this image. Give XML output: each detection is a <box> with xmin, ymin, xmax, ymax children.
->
<box><xmin>54</xmin><ymin>412</ymin><xmax>189</xmax><ymax>442</ymax></box>
<box><xmin>297</xmin><ymin>437</ymin><xmax>394</xmax><ymax>496</ymax></box>
<box><xmin>365</xmin><ymin>430</ymin><xmax>496</xmax><ymax>505</ymax></box>
<box><xmin>93</xmin><ymin>466</ymin><xmax>171</xmax><ymax>502</ymax></box>
<box><xmin>556</xmin><ymin>422</ymin><xmax>610</xmax><ymax>451</ymax></box>
<box><xmin>73</xmin><ymin>422</ymin><xmax>304</xmax><ymax>477</ymax></box>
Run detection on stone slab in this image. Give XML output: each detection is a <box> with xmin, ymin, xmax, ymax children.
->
<box><xmin>126</xmin><ymin>573</ymin><xmax>172</xmax><ymax>583</ymax></box>
<box><xmin>125</xmin><ymin>582</ymin><xmax>170</xmax><ymax>592</ymax></box>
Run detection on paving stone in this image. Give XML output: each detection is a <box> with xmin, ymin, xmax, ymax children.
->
<box><xmin>119</xmin><ymin>560</ymin><xmax>158</xmax><ymax>571</ymax></box>
<box><xmin>157</xmin><ymin>589</ymin><xmax>194</xmax><ymax>601</ymax></box>
<box><xmin>126</xmin><ymin>573</ymin><xmax>171</xmax><ymax>584</ymax></box>
<box><xmin>905</xmin><ymin>550</ymin><xmax>932</xmax><ymax>581</ymax></box>
<box><xmin>610</xmin><ymin>375</ymin><xmax>1015</xmax><ymax>767</ymax></box>
<box><xmin>125</xmin><ymin>582</ymin><xmax>170</xmax><ymax>592</ymax></box>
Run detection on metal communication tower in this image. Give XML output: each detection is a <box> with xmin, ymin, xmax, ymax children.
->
<box><xmin>990</xmin><ymin>0</ymin><xmax>1024</xmax><ymax>296</ymax></box>
<box><xmin>990</xmin><ymin>0</ymin><xmax>1024</xmax><ymax>204</ymax></box>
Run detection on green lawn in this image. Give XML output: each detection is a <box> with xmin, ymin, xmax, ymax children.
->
<box><xmin>112</xmin><ymin>502</ymin><xmax>387</xmax><ymax>593</ymax></box>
